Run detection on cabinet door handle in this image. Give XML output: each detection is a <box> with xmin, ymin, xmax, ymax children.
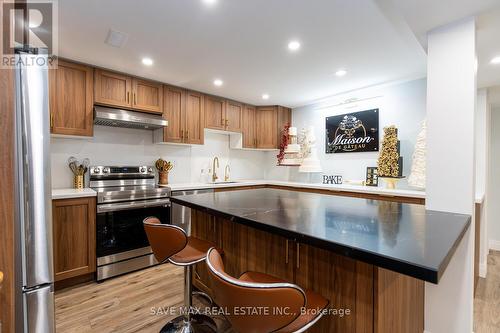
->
<box><xmin>127</xmin><ymin>91</ymin><xmax>130</xmax><ymax>104</ymax></box>
<box><xmin>296</xmin><ymin>243</ymin><xmax>300</xmax><ymax>269</ymax></box>
<box><xmin>50</xmin><ymin>113</ymin><xmax>54</xmax><ymax>128</ymax></box>
<box><xmin>225</xmin><ymin>119</ymin><xmax>229</xmax><ymax>127</ymax></box>
<box><xmin>134</xmin><ymin>93</ymin><xmax>137</xmax><ymax>105</ymax></box>
<box><xmin>186</xmin><ymin>130</ymin><xmax>189</xmax><ymax>139</ymax></box>
<box><xmin>180</xmin><ymin>130</ymin><xmax>184</xmax><ymax>140</ymax></box>
<box><xmin>221</xmin><ymin>118</ymin><xmax>225</xmax><ymax>125</ymax></box>
<box><xmin>285</xmin><ymin>239</ymin><xmax>289</xmax><ymax>264</ymax></box>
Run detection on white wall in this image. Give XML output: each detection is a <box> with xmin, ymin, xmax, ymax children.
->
<box><xmin>50</xmin><ymin>127</ymin><xmax>265</xmax><ymax>188</ymax></box>
<box><xmin>424</xmin><ymin>17</ymin><xmax>476</xmax><ymax>333</ymax></box>
<box><xmin>488</xmin><ymin>107</ymin><xmax>500</xmax><ymax>250</ymax></box>
<box><xmin>264</xmin><ymin>78</ymin><xmax>427</xmax><ymax>186</ymax></box>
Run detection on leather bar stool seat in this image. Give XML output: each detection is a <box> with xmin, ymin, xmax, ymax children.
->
<box><xmin>206</xmin><ymin>247</ymin><xmax>329</xmax><ymax>333</ymax></box>
<box><xmin>143</xmin><ymin>216</ymin><xmax>219</xmax><ymax>333</ymax></box>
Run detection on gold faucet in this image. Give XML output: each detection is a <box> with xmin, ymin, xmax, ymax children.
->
<box><xmin>224</xmin><ymin>164</ymin><xmax>230</xmax><ymax>181</ymax></box>
<box><xmin>212</xmin><ymin>157</ymin><xmax>219</xmax><ymax>182</ymax></box>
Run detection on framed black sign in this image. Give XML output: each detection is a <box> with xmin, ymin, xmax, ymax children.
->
<box><xmin>326</xmin><ymin>109</ymin><xmax>379</xmax><ymax>153</ymax></box>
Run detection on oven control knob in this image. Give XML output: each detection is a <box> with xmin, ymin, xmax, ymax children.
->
<box><xmin>140</xmin><ymin>167</ymin><xmax>146</xmax><ymax>173</ymax></box>
<box><xmin>148</xmin><ymin>167</ymin><xmax>153</xmax><ymax>173</ymax></box>
<box><xmin>103</xmin><ymin>168</ymin><xmax>110</xmax><ymax>173</ymax></box>
<box><xmin>93</xmin><ymin>167</ymin><xmax>101</xmax><ymax>173</ymax></box>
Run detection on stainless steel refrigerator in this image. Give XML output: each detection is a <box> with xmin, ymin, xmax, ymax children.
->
<box><xmin>14</xmin><ymin>50</ymin><xmax>55</xmax><ymax>332</ymax></box>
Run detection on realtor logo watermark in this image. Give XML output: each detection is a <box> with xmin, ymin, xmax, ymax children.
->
<box><xmin>1</xmin><ymin>0</ymin><xmax>58</xmax><ymax>68</ymax></box>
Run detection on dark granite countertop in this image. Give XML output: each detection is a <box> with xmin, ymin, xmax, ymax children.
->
<box><xmin>170</xmin><ymin>188</ymin><xmax>471</xmax><ymax>284</ymax></box>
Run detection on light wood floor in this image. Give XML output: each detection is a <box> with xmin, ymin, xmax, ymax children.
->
<box><xmin>56</xmin><ymin>252</ymin><xmax>500</xmax><ymax>332</ymax></box>
<box><xmin>474</xmin><ymin>250</ymin><xmax>500</xmax><ymax>333</ymax></box>
<box><xmin>55</xmin><ymin>264</ymin><xmax>232</xmax><ymax>333</ymax></box>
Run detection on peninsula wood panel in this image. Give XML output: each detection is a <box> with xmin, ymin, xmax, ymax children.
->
<box><xmin>294</xmin><ymin>243</ymin><xmax>374</xmax><ymax>333</ymax></box>
<box><xmin>374</xmin><ymin>267</ymin><xmax>424</xmax><ymax>333</ymax></box>
<box><xmin>225</xmin><ymin>100</ymin><xmax>243</xmax><ymax>132</ymax></box>
<box><xmin>242</xmin><ymin>104</ymin><xmax>256</xmax><ymax>148</ymax></box>
<box><xmin>0</xmin><ymin>53</ymin><xmax>16</xmax><ymax>333</ymax></box>
<box><xmin>190</xmin><ymin>207</ymin><xmax>426</xmax><ymax>333</ymax></box>
<box><xmin>162</xmin><ymin>85</ymin><xmax>185</xmax><ymax>143</ymax></box>
<box><xmin>204</xmin><ymin>95</ymin><xmax>226</xmax><ymax>130</ymax></box>
<box><xmin>50</xmin><ymin>60</ymin><xmax>94</xmax><ymax>136</ymax></box>
<box><xmin>94</xmin><ymin>69</ymin><xmax>132</xmax><ymax>108</ymax></box>
<box><xmin>132</xmin><ymin>78</ymin><xmax>163</xmax><ymax>114</ymax></box>
<box><xmin>52</xmin><ymin>197</ymin><xmax>96</xmax><ymax>282</ymax></box>
<box><xmin>185</xmin><ymin>91</ymin><xmax>204</xmax><ymax>144</ymax></box>
<box><xmin>256</xmin><ymin>106</ymin><xmax>278</xmax><ymax>148</ymax></box>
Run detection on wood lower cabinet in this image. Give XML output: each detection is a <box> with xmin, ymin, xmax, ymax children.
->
<box><xmin>255</xmin><ymin>106</ymin><xmax>278</xmax><ymax>148</ymax></box>
<box><xmin>49</xmin><ymin>60</ymin><xmax>93</xmax><ymax>136</ymax></box>
<box><xmin>52</xmin><ymin>197</ymin><xmax>96</xmax><ymax>282</ymax></box>
<box><xmin>94</xmin><ymin>69</ymin><xmax>162</xmax><ymax>114</ymax></box>
<box><xmin>241</xmin><ymin>104</ymin><xmax>257</xmax><ymax>148</ymax></box>
<box><xmin>131</xmin><ymin>78</ymin><xmax>163</xmax><ymax>113</ymax></box>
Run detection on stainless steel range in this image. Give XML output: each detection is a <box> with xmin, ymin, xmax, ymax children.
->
<box><xmin>90</xmin><ymin>166</ymin><xmax>171</xmax><ymax>281</ymax></box>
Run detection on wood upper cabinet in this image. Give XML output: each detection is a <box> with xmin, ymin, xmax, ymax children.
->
<box><xmin>49</xmin><ymin>60</ymin><xmax>93</xmax><ymax>136</ymax></box>
<box><xmin>52</xmin><ymin>197</ymin><xmax>96</xmax><ymax>282</ymax></box>
<box><xmin>277</xmin><ymin>106</ymin><xmax>292</xmax><ymax>146</ymax></box>
<box><xmin>255</xmin><ymin>106</ymin><xmax>278</xmax><ymax>149</ymax></box>
<box><xmin>242</xmin><ymin>104</ymin><xmax>256</xmax><ymax>148</ymax></box>
<box><xmin>204</xmin><ymin>95</ymin><xmax>226</xmax><ymax>130</ymax></box>
<box><xmin>131</xmin><ymin>78</ymin><xmax>163</xmax><ymax>113</ymax></box>
<box><xmin>185</xmin><ymin>91</ymin><xmax>204</xmax><ymax>144</ymax></box>
<box><xmin>94</xmin><ymin>69</ymin><xmax>162</xmax><ymax>113</ymax></box>
<box><xmin>161</xmin><ymin>88</ymin><xmax>204</xmax><ymax>145</ymax></box>
<box><xmin>163</xmin><ymin>85</ymin><xmax>185</xmax><ymax>143</ymax></box>
<box><xmin>225</xmin><ymin>100</ymin><xmax>243</xmax><ymax>132</ymax></box>
<box><xmin>94</xmin><ymin>69</ymin><xmax>132</xmax><ymax>108</ymax></box>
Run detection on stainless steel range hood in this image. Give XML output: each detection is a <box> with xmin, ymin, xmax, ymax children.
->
<box><xmin>94</xmin><ymin>106</ymin><xmax>168</xmax><ymax>130</ymax></box>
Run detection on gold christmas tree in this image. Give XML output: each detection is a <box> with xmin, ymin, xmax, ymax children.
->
<box><xmin>377</xmin><ymin>125</ymin><xmax>400</xmax><ymax>177</ymax></box>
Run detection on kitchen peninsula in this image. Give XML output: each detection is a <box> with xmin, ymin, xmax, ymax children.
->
<box><xmin>170</xmin><ymin>188</ymin><xmax>471</xmax><ymax>333</ymax></box>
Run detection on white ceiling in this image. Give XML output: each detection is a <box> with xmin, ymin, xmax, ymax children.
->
<box><xmin>57</xmin><ymin>0</ymin><xmax>500</xmax><ymax>107</ymax></box>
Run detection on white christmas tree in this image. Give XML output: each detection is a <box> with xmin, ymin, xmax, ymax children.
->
<box><xmin>408</xmin><ymin>120</ymin><xmax>426</xmax><ymax>189</ymax></box>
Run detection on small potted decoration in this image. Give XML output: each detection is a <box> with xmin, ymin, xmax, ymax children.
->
<box><xmin>155</xmin><ymin>158</ymin><xmax>173</xmax><ymax>185</ymax></box>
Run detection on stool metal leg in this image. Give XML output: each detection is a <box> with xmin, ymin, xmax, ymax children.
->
<box><xmin>160</xmin><ymin>266</ymin><xmax>217</xmax><ymax>333</ymax></box>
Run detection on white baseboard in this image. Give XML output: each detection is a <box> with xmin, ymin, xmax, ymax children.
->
<box><xmin>489</xmin><ymin>239</ymin><xmax>500</xmax><ymax>251</ymax></box>
<box><xmin>479</xmin><ymin>262</ymin><xmax>487</xmax><ymax>278</ymax></box>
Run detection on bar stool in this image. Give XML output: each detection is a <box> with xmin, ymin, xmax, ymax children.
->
<box><xmin>143</xmin><ymin>217</ymin><xmax>217</xmax><ymax>333</ymax></box>
<box><xmin>205</xmin><ymin>247</ymin><xmax>329</xmax><ymax>333</ymax></box>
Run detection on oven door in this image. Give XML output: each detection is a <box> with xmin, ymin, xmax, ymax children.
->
<box><xmin>96</xmin><ymin>198</ymin><xmax>170</xmax><ymax>270</ymax></box>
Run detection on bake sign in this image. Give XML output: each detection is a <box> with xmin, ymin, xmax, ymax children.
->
<box><xmin>325</xmin><ymin>109</ymin><xmax>379</xmax><ymax>153</ymax></box>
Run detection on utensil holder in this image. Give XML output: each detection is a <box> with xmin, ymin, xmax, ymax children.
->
<box><xmin>159</xmin><ymin>171</ymin><xmax>169</xmax><ymax>185</ymax></box>
<box><xmin>74</xmin><ymin>175</ymin><xmax>84</xmax><ymax>189</ymax></box>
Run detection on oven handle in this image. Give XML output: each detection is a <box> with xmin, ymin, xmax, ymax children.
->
<box><xmin>97</xmin><ymin>198</ymin><xmax>171</xmax><ymax>213</ymax></box>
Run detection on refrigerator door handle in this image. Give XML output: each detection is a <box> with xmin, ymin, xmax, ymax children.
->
<box><xmin>15</xmin><ymin>52</ymin><xmax>54</xmax><ymax>289</ymax></box>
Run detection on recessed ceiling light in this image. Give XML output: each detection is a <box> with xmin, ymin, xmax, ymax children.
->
<box><xmin>202</xmin><ymin>0</ymin><xmax>217</xmax><ymax>4</ymax></box>
<box><xmin>287</xmin><ymin>40</ymin><xmax>301</xmax><ymax>51</ymax></box>
<box><xmin>335</xmin><ymin>69</ymin><xmax>347</xmax><ymax>77</ymax></box>
<box><xmin>142</xmin><ymin>57</ymin><xmax>153</xmax><ymax>66</ymax></box>
<box><xmin>213</xmin><ymin>79</ymin><xmax>223</xmax><ymax>86</ymax></box>
<box><xmin>491</xmin><ymin>56</ymin><xmax>500</xmax><ymax>65</ymax></box>
<box><xmin>262</xmin><ymin>94</ymin><xmax>270</xmax><ymax>100</ymax></box>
